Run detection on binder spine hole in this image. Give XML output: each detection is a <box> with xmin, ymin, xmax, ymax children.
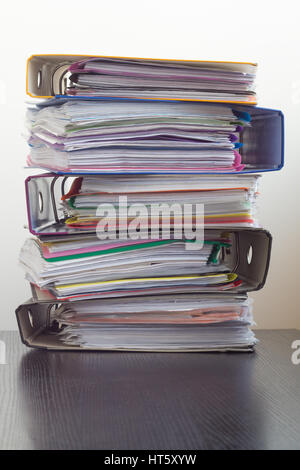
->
<box><xmin>247</xmin><ymin>245</ymin><xmax>253</xmax><ymax>264</ymax></box>
<box><xmin>38</xmin><ymin>191</ymin><xmax>43</xmax><ymax>213</ymax></box>
<box><xmin>28</xmin><ymin>310</ymin><xmax>34</xmax><ymax>328</ymax></box>
<box><xmin>37</xmin><ymin>70</ymin><xmax>42</xmax><ymax>89</ymax></box>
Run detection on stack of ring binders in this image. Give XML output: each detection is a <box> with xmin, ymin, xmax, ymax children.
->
<box><xmin>16</xmin><ymin>55</ymin><xmax>283</xmax><ymax>351</ymax></box>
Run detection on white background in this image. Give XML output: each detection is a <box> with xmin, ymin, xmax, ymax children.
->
<box><xmin>0</xmin><ymin>0</ymin><xmax>299</xmax><ymax>329</ymax></box>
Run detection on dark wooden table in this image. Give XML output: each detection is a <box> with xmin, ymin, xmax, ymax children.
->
<box><xmin>0</xmin><ymin>330</ymin><xmax>299</xmax><ymax>450</ymax></box>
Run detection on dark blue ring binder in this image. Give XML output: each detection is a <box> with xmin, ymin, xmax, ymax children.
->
<box><xmin>32</xmin><ymin>98</ymin><xmax>284</xmax><ymax>175</ymax></box>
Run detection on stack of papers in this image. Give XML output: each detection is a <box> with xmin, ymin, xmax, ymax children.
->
<box><xmin>52</xmin><ymin>295</ymin><xmax>256</xmax><ymax>351</ymax></box>
<box><xmin>17</xmin><ymin>54</ymin><xmax>279</xmax><ymax>352</ymax></box>
<box><xmin>66</xmin><ymin>58</ymin><xmax>257</xmax><ymax>103</ymax></box>
<box><xmin>61</xmin><ymin>174</ymin><xmax>259</xmax><ymax>230</ymax></box>
<box><xmin>19</xmin><ymin>234</ymin><xmax>242</xmax><ymax>301</ymax></box>
<box><xmin>27</xmin><ymin>98</ymin><xmax>251</xmax><ymax>173</ymax></box>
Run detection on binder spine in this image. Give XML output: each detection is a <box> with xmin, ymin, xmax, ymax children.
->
<box><xmin>25</xmin><ymin>101</ymin><xmax>284</xmax><ymax>174</ymax></box>
<box><xmin>26</xmin><ymin>55</ymin><xmax>257</xmax><ymax>99</ymax></box>
<box><xmin>15</xmin><ymin>298</ymin><xmax>254</xmax><ymax>352</ymax></box>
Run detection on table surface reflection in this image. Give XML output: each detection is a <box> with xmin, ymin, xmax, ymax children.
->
<box><xmin>0</xmin><ymin>330</ymin><xmax>299</xmax><ymax>450</ymax></box>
